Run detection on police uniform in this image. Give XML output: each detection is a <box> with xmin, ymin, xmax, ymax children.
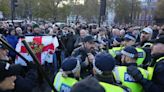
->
<box><xmin>145</xmin><ymin>36</ymin><xmax>164</xmax><ymax>92</ymax></box>
<box><xmin>53</xmin><ymin>57</ymin><xmax>80</xmax><ymax>92</ymax></box>
<box><xmin>127</xmin><ymin>54</ymin><xmax>164</xmax><ymax>92</ymax></box>
<box><xmin>127</xmin><ymin>36</ymin><xmax>164</xmax><ymax>92</ymax></box>
<box><xmin>135</xmin><ymin>48</ymin><xmax>146</xmax><ymax>65</ymax></box>
<box><xmin>109</xmin><ymin>47</ymin><xmax>146</xmax><ymax>66</ymax></box>
<box><xmin>113</xmin><ymin>66</ymin><xmax>148</xmax><ymax>92</ymax></box>
<box><xmin>109</xmin><ymin>46</ymin><xmax>124</xmax><ymax>58</ymax></box>
<box><xmin>54</xmin><ymin>72</ymin><xmax>78</xmax><ymax>92</ymax></box>
<box><xmin>93</xmin><ymin>52</ymin><xmax>129</xmax><ymax>92</ymax></box>
<box><xmin>113</xmin><ymin>46</ymin><xmax>148</xmax><ymax>92</ymax></box>
<box><xmin>109</xmin><ymin>34</ymin><xmax>146</xmax><ymax>66</ymax></box>
<box><xmin>110</xmin><ymin>37</ymin><xmax>122</xmax><ymax>49</ymax></box>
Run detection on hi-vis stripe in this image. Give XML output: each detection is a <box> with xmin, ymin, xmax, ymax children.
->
<box><xmin>113</xmin><ymin>66</ymin><xmax>121</xmax><ymax>83</ymax></box>
<box><xmin>54</xmin><ymin>72</ymin><xmax>62</xmax><ymax>91</ymax></box>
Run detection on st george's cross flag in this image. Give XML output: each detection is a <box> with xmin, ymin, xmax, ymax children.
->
<box><xmin>15</xmin><ymin>36</ymin><xmax>59</xmax><ymax>66</ymax></box>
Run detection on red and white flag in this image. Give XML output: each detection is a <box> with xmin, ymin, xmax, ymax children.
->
<box><xmin>15</xmin><ymin>36</ymin><xmax>59</xmax><ymax>66</ymax></box>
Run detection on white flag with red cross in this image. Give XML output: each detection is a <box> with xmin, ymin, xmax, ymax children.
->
<box><xmin>15</xmin><ymin>36</ymin><xmax>59</xmax><ymax>66</ymax></box>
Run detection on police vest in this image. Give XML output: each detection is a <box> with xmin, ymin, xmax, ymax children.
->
<box><xmin>135</xmin><ymin>48</ymin><xmax>146</xmax><ymax>65</ymax></box>
<box><xmin>109</xmin><ymin>47</ymin><xmax>124</xmax><ymax>58</ymax></box>
<box><xmin>53</xmin><ymin>72</ymin><xmax>78</xmax><ymax>92</ymax></box>
<box><xmin>109</xmin><ymin>47</ymin><xmax>146</xmax><ymax>65</ymax></box>
<box><xmin>113</xmin><ymin>66</ymin><xmax>148</xmax><ymax>92</ymax></box>
<box><xmin>99</xmin><ymin>82</ymin><xmax>127</xmax><ymax>92</ymax></box>
<box><xmin>147</xmin><ymin>56</ymin><xmax>164</xmax><ymax>80</ymax></box>
<box><xmin>142</xmin><ymin>42</ymin><xmax>153</xmax><ymax>48</ymax></box>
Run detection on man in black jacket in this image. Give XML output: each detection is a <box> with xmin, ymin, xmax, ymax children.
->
<box><xmin>92</xmin><ymin>52</ymin><xmax>130</xmax><ymax>92</ymax></box>
<box><xmin>127</xmin><ymin>36</ymin><xmax>164</xmax><ymax>92</ymax></box>
<box><xmin>71</xmin><ymin>35</ymin><xmax>97</xmax><ymax>78</ymax></box>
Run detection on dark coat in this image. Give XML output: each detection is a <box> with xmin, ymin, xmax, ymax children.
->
<box><xmin>142</xmin><ymin>53</ymin><xmax>164</xmax><ymax>92</ymax></box>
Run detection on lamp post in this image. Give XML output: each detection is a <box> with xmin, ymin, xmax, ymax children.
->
<box><xmin>98</xmin><ymin>0</ymin><xmax>106</xmax><ymax>27</ymax></box>
<box><xmin>29</xmin><ymin>0</ymin><xmax>32</xmax><ymax>21</ymax></box>
<box><xmin>131</xmin><ymin>0</ymin><xmax>134</xmax><ymax>24</ymax></box>
<box><xmin>11</xmin><ymin>0</ymin><xmax>15</xmax><ymax>24</ymax></box>
<box><xmin>11</xmin><ymin>0</ymin><xmax>18</xmax><ymax>25</ymax></box>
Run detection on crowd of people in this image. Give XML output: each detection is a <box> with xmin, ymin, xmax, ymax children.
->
<box><xmin>0</xmin><ymin>21</ymin><xmax>164</xmax><ymax>92</ymax></box>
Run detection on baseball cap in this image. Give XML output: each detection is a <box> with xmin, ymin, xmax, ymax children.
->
<box><xmin>71</xmin><ymin>77</ymin><xmax>105</xmax><ymax>92</ymax></box>
<box><xmin>0</xmin><ymin>62</ymin><xmax>20</xmax><ymax>82</ymax></box>
<box><xmin>83</xmin><ymin>35</ymin><xmax>96</xmax><ymax>43</ymax></box>
<box><xmin>142</xmin><ymin>27</ymin><xmax>153</xmax><ymax>34</ymax></box>
<box><xmin>93</xmin><ymin>52</ymin><xmax>116</xmax><ymax>75</ymax></box>
<box><xmin>121</xmin><ymin>46</ymin><xmax>138</xmax><ymax>58</ymax></box>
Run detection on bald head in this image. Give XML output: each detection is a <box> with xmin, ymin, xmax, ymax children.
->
<box><xmin>120</xmin><ymin>29</ymin><xmax>125</xmax><ymax>37</ymax></box>
<box><xmin>112</xmin><ymin>29</ymin><xmax>120</xmax><ymax>36</ymax></box>
<box><xmin>151</xmin><ymin>43</ymin><xmax>164</xmax><ymax>55</ymax></box>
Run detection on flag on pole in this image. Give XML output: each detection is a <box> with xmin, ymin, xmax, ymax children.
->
<box><xmin>15</xmin><ymin>36</ymin><xmax>59</xmax><ymax>66</ymax></box>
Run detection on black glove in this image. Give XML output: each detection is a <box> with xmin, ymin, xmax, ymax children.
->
<box><xmin>127</xmin><ymin>65</ymin><xmax>143</xmax><ymax>82</ymax></box>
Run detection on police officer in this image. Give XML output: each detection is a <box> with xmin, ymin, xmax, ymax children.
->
<box><xmin>109</xmin><ymin>38</ymin><xmax>123</xmax><ymax>58</ymax></box>
<box><xmin>109</xmin><ymin>33</ymin><xmax>136</xmax><ymax>59</ymax></box>
<box><xmin>111</xmin><ymin>37</ymin><xmax>122</xmax><ymax>47</ymax></box>
<box><xmin>123</xmin><ymin>34</ymin><xmax>146</xmax><ymax>65</ymax></box>
<box><xmin>108</xmin><ymin>37</ymin><xmax>123</xmax><ymax>59</ymax></box>
<box><xmin>113</xmin><ymin>46</ymin><xmax>148</xmax><ymax>92</ymax></box>
<box><xmin>53</xmin><ymin>57</ymin><xmax>81</xmax><ymax>92</ymax></box>
<box><xmin>109</xmin><ymin>33</ymin><xmax>146</xmax><ymax>66</ymax></box>
<box><xmin>92</xmin><ymin>52</ymin><xmax>130</xmax><ymax>92</ymax></box>
<box><xmin>71</xmin><ymin>35</ymin><xmax>97</xmax><ymax>78</ymax></box>
<box><xmin>123</xmin><ymin>33</ymin><xmax>136</xmax><ymax>47</ymax></box>
<box><xmin>127</xmin><ymin>36</ymin><xmax>164</xmax><ymax>92</ymax></box>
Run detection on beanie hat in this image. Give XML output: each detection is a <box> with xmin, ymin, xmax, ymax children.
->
<box><xmin>32</xmin><ymin>24</ymin><xmax>39</xmax><ymax>29</ymax></box>
<box><xmin>0</xmin><ymin>62</ymin><xmax>20</xmax><ymax>82</ymax></box>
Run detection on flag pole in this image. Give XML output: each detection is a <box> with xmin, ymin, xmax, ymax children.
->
<box><xmin>22</xmin><ymin>40</ymin><xmax>57</xmax><ymax>92</ymax></box>
<box><xmin>0</xmin><ymin>37</ymin><xmax>30</xmax><ymax>65</ymax></box>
